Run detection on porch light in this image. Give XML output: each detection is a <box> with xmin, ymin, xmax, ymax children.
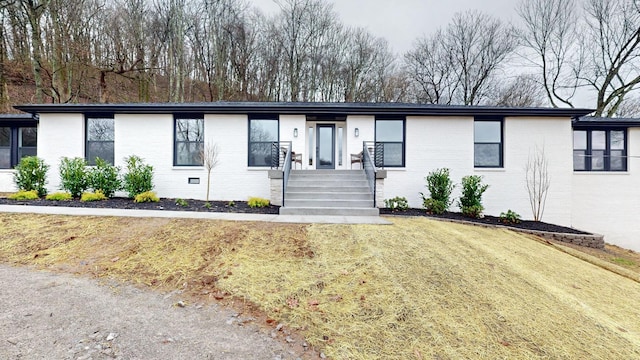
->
<box><xmin>354</xmin><ymin>128</ymin><xmax>359</xmax><ymax>137</ymax></box>
<box><xmin>293</xmin><ymin>128</ymin><xmax>298</xmax><ymax>137</ymax></box>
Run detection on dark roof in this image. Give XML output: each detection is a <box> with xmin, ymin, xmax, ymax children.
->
<box><xmin>0</xmin><ymin>113</ymin><xmax>36</xmax><ymax>125</ymax></box>
<box><xmin>574</xmin><ymin>116</ymin><xmax>640</xmax><ymax>128</ymax></box>
<box><xmin>13</xmin><ymin>102</ymin><xmax>594</xmax><ymax>118</ymax></box>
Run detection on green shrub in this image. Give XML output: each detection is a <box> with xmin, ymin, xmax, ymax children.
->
<box><xmin>248</xmin><ymin>197</ymin><xmax>270</xmax><ymax>208</ymax></box>
<box><xmin>13</xmin><ymin>156</ymin><xmax>49</xmax><ymax>197</ymax></box>
<box><xmin>499</xmin><ymin>210</ymin><xmax>521</xmax><ymax>224</ymax></box>
<box><xmin>46</xmin><ymin>192</ymin><xmax>72</xmax><ymax>201</ymax></box>
<box><xmin>88</xmin><ymin>157</ymin><xmax>121</xmax><ymax>198</ymax></box>
<box><xmin>8</xmin><ymin>190</ymin><xmax>39</xmax><ymax>200</ymax></box>
<box><xmin>123</xmin><ymin>155</ymin><xmax>154</xmax><ymax>198</ymax></box>
<box><xmin>134</xmin><ymin>191</ymin><xmax>159</xmax><ymax>203</ymax></box>
<box><xmin>459</xmin><ymin>175</ymin><xmax>489</xmax><ymax>218</ymax></box>
<box><xmin>420</xmin><ymin>168</ymin><xmax>455</xmax><ymax>214</ymax></box>
<box><xmin>384</xmin><ymin>196</ymin><xmax>409</xmax><ymax>211</ymax></box>
<box><xmin>227</xmin><ymin>200</ymin><xmax>236</xmax><ymax>207</ymax></box>
<box><xmin>175</xmin><ymin>198</ymin><xmax>188</xmax><ymax>207</ymax></box>
<box><xmin>81</xmin><ymin>190</ymin><xmax>108</xmax><ymax>202</ymax></box>
<box><xmin>59</xmin><ymin>157</ymin><xmax>89</xmax><ymax>198</ymax></box>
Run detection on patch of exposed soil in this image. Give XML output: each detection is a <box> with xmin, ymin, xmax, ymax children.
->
<box><xmin>380</xmin><ymin>208</ymin><xmax>591</xmax><ymax>235</ymax></box>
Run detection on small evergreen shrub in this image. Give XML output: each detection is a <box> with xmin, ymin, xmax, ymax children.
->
<box><xmin>8</xmin><ymin>190</ymin><xmax>39</xmax><ymax>200</ymax></box>
<box><xmin>46</xmin><ymin>192</ymin><xmax>73</xmax><ymax>201</ymax></box>
<box><xmin>88</xmin><ymin>157</ymin><xmax>121</xmax><ymax>198</ymax></box>
<box><xmin>248</xmin><ymin>197</ymin><xmax>270</xmax><ymax>208</ymax></box>
<box><xmin>134</xmin><ymin>191</ymin><xmax>159</xmax><ymax>203</ymax></box>
<box><xmin>227</xmin><ymin>200</ymin><xmax>236</xmax><ymax>207</ymax></box>
<box><xmin>123</xmin><ymin>155</ymin><xmax>154</xmax><ymax>198</ymax></box>
<box><xmin>420</xmin><ymin>168</ymin><xmax>455</xmax><ymax>215</ymax></box>
<box><xmin>459</xmin><ymin>175</ymin><xmax>489</xmax><ymax>218</ymax></box>
<box><xmin>499</xmin><ymin>210</ymin><xmax>521</xmax><ymax>224</ymax></box>
<box><xmin>384</xmin><ymin>196</ymin><xmax>409</xmax><ymax>211</ymax></box>
<box><xmin>59</xmin><ymin>157</ymin><xmax>89</xmax><ymax>198</ymax></box>
<box><xmin>81</xmin><ymin>190</ymin><xmax>108</xmax><ymax>202</ymax></box>
<box><xmin>175</xmin><ymin>198</ymin><xmax>188</xmax><ymax>207</ymax></box>
<box><xmin>13</xmin><ymin>156</ymin><xmax>49</xmax><ymax>197</ymax></box>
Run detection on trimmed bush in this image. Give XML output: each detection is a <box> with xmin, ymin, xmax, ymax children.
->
<box><xmin>8</xmin><ymin>190</ymin><xmax>39</xmax><ymax>200</ymax></box>
<box><xmin>175</xmin><ymin>198</ymin><xmax>188</xmax><ymax>207</ymax></box>
<box><xmin>384</xmin><ymin>196</ymin><xmax>409</xmax><ymax>211</ymax></box>
<box><xmin>420</xmin><ymin>168</ymin><xmax>455</xmax><ymax>214</ymax></box>
<box><xmin>13</xmin><ymin>156</ymin><xmax>49</xmax><ymax>197</ymax></box>
<box><xmin>123</xmin><ymin>155</ymin><xmax>154</xmax><ymax>198</ymax></box>
<box><xmin>248</xmin><ymin>197</ymin><xmax>270</xmax><ymax>208</ymax></box>
<box><xmin>134</xmin><ymin>191</ymin><xmax>159</xmax><ymax>203</ymax></box>
<box><xmin>46</xmin><ymin>192</ymin><xmax>73</xmax><ymax>201</ymax></box>
<box><xmin>59</xmin><ymin>157</ymin><xmax>89</xmax><ymax>198</ymax></box>
<box><xmin>459</xmin><ymin>175</ymin><xmax>489</xmax><ymax>218</ymax></box>
<box><xmin>499</xmin><ymin>210</ymin><xmax>521</xmax><ymax>224</ymax></box>
<box><xmin>81</xmin><ymin>190</ymin><xmax>108</xmax><ymax>202</ymax></box>
<box><xmin>88</xmin><ymin>157</ymin><xmax>121</xmax><ymax>198</ymax></box>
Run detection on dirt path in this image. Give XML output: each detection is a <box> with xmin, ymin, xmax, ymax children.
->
<box><xmin>0</xmin><ymin>265</ymin><xmax>299</xmax><ymax>360</ymax></box>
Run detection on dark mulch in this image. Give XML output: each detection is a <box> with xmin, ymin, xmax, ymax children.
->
<box><xmin>379</xmin><ymin>208</ymin><xmax>592</xmax><ymax>235</ymax></box>
<box><xmin>0</xmin><ymin>197</ymin><xmax>280</xmax><ymax>214</ymax></box>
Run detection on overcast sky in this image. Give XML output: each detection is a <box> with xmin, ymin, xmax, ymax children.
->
<box><xmin>249</xmin><ymin>0</ymin><xmax>520</xmax><ymax>54</ymax></box>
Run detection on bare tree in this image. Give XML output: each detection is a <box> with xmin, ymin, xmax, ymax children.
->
<box><xmin>616</xmin><ymin>95</ymin><xmax>640</xmax><ymax>117</ymax></box>
<box><xmin>525</xmin><ymin>145</ymin><xmax>550</xmax><ymax>221</ymax></box>
<box><xmin>202</xmin><ymin>142</ymin><xmax>219</xmax><ymax>204</ymax></box>
<box><xmin>492</xmin><ymin>74</ymin><xmax>547</xmax><ymax>107</ymax></box>
<box><xmin>405</xmin><ymin>10</ymin><xmax>516</xmax><ymax>105</ymax></box>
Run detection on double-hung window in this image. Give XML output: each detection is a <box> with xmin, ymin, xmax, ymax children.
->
<box><xmin>375</xmin><ymin>118</ymin><xmax>405</xmax><ymax>167</ymax></box>
<box><xmin>474</xmin><ymin>118</ymin><xmax>503</xmax><ymax>168</ymax></box>
<box><xmin>174</xmin><ymin>117</ymin><xmax>204</xmax><ymax>166</ymax></box>
<box><xmin>1</xmin><ymin>125</ymin><xmax>37</xmax><ymax>169</ymax></box>
<box><xmin>248</xmin><ymin>117</ymin><xmax>279</xmax><ymax>167</ymax></box>
<box><xmin>573</xmin><ymin>129</ymin><xmax>626</xmax><ymax>171</ymax></box>
<box><xmin>86</xmin><ymin>116</ymin><xmax>115</xmax><ymax>165</ymax></box>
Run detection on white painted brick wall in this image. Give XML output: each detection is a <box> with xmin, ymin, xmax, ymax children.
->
<box><xmin>38</xmin><ymin>113</ymin><xmax>85</xmax><ymax>193</ymax></box>
<box><xmin>0</xmin><ymin>170</ymin><xmax>17</xmax><ymax>192</ymax></box>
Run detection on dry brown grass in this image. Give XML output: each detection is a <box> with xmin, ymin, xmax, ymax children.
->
<box><xmin>1</xmin><ymin>213</ymin><xmax>639</xmax><ymax>359</ymax></box>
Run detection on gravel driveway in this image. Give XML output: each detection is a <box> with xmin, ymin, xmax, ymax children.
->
<box><xmin>0</xmin><ymin>265</ymin><xmax>301</xmax><ymax>360</ymax></box>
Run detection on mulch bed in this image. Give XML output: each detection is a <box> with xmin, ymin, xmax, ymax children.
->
<box><xmin>0</xmin><ymin>197</ymin><xmax>280</xmax><ymax>214</ymax></box>
<box><xmin>0</xmin><ymin>197</ymin><xmax>590</xmax><ymax>235</ymax></box>
<box><xmin>379</xmin><ymin>208</ymin><xmax>591</xmax><ymax>235</ymax></box>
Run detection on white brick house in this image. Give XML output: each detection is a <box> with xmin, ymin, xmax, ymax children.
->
<box><xmin>2</xmin><ymin>102</ymin><xmax>639</xmax><ymax>251</ymax></box>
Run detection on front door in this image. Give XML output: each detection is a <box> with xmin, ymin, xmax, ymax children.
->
<box><xmin>316</xmin><ymin>124</ymin><xmax>335</xmax><ymax>169</ymax></box>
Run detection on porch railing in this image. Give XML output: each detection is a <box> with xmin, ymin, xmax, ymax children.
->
<box><xmin>271</xmin><ymin>141</ymin><xmax>292</xmax><ymax>206</ymax></box>
<box><xmin>362</xmin><ymin>141</ymin><xmax>378</xmax><ymax>207</ymax></box>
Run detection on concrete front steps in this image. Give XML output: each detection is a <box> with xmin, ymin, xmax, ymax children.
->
<box><xmin>279</xmin><ymin>170</ymin><xmax>378</xmax><ymax>216</ymax></box>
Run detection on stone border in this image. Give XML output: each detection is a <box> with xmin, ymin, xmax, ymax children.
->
<box><xmin>418</xmin><ymin>216</ymin><xmax>605</xmax><ymax>249</ymax></box>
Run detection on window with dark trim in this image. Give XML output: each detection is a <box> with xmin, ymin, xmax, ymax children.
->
<box><xmin>248</xmin><ymin>117</ymin><xmax>279</xmax><ymax>167</ymax></box>
<box><xmin>174</xmin><ymin>117</ymin><xmax>204</xmax><ymax>166</ymax></box>
<box><xmin>573</xmin><ymin>129</ymin><xmax>626</xmax><ymax>171</ymax></box>
<box><xmin>474</xmin><ymin>118</ymin><xmax>503</xmax><ymax>168</ymax></box>
<box><xmin>0</xmin><ymin>126</ymin><xmax>37</xmax><ymax>169</ymax></box>
<box><xmin>86</xmin><ymin>116</ymin><xmax>114</xmax><ymax>165</ymax></box>
<box><xmin>375</xmin><ymin>118</ymin><xmax>405</xmax><ymax>167</ymax></box>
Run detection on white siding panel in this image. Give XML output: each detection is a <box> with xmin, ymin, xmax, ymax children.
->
<box><xmin>572</xmin><ymin>128</ymin><xmax>640</xmax><ymax>251</ymax></box>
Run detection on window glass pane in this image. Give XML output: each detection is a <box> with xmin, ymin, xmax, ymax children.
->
<box><xmin>610</xmin><ymin>150</ymin><xmax>625</xmax><ymax>171</ymax></box>
<box><xmin>610</xmin><ymin>131</ymin><xmax>624</xmax><ymax>150</ymax></box>
<box><xmin>176</xmin><ymin>118</ymin><xmax>203</xmax><ymax>141</ymax></box>
<box><xmin>308</xmin><ymin>127</ymin><xmax>313</xmax><ymax>165</ymax></box>
<box><xmin>474</xmin><ymin>143</ymin><xmax>501</xmax><ymax>167</ymax></box>
<box><xmin>249</xmin><ymin>143</ymin><xmax>273</xmax><ymax>166</ymax></box>
<box><xmin>0</xmin><ymin>149</ymin><xmax>8</xmax><ymax>168</ymax></box>
<box><xmin>591</xmin><ymin>150</ymin><xmax>605</xmax><ymax>170</ymax></box>
<box><xmin>573</xmin><ymin>130</ymin><xmax>586</xmax><ymax>149</ymax></box>
<box><xmin>250</xmin><ymin>119</ymin><xmax>278</xmax><ymax>142</ymax></box>
<box><xmin>20</xmin><ymin>128</ymin><xmax>37</xmax><ymax>147</ymax></box>
<box><xmin>87</xmin><ymin>141</ymin><xmax>115</xmax><ymax>165</ymax></box>
<box><xmin>573</xmin><ymin>150</ymin><xmax>586</xmax><ymax>170</ymax></box>
<box><xmin>591</xmin><ymin>131</ymin><xmax>605</xmax><ymax>149</ymax></box>
<box><xmin>474</xmin><ymin>121</ymin><xmax>501</xmax><ymax>143</ymax></box>
<box><xmin>376</xmin><ymin>120</ymin><xmax>403</xmax><ymax>142</ymax></box>
<box><xmin>87</xmin><ymin>118</ymin><xmax>114</xmax><ymax>141</ymax></box>
<box><xmin>382</xmin><ymin>143</ymin><xmax>403</xmax><ymax>166</ymax></box>
<box><xmin>176</xmin><ymin>141</ymin><xmax>203</xmax><ymax>166</ymax></box>
<box><xmin>0</xmin><ymin>127</ymin><xmax>9</xmax><ymax>146</ymax></box>
<box><xmin>338</xmin><ymin>127</ymin><xmax>343</xmax><ymax>166</ymax></box>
